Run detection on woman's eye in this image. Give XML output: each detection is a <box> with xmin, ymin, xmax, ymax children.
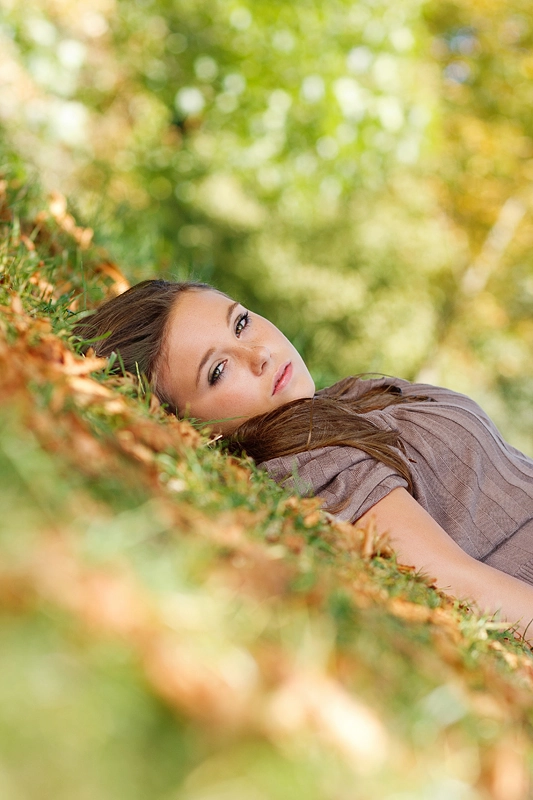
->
<box><xmin>235</xmin><ymin>311</ymin><xmax>250</xmax><ymax>336</ymax></box>
<box><xmin>208</xmin><ymin>312</ymin><xmax>249</xmax><ymax>385</ymax></box>
<box><xmin>209</xmin><ymin>361</ymin><xmax>226</xmax><ymax>385</ymax></box>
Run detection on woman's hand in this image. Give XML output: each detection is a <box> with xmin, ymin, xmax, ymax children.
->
<box><xmin>357</xmin><ymin>488</ymin><xmax>533</xmax><ymax>643</ymax></box>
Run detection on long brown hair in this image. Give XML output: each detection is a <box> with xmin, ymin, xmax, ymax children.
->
<box><xmin>228</xmin><ymin>377</ymin><xmax>431</xmax><ymax>495</ymax></box>
<box><xmin>73</xmin><ymin>279</ymin><xmax>211</xmax><ymax>405</ymax></box>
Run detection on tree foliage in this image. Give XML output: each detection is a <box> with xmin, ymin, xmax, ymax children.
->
<box><xmin>2</xmin><ymin>0</ymin><xmax>458</xmax><ymax>387</ymax></box>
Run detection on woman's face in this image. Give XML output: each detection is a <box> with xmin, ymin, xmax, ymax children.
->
<box><xmin>159</xmin><ymin>289</ymin><xmax>315</xmax><ymax>433</ymax></box>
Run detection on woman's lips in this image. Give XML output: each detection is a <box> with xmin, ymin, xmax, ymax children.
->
<box><xmin>273</xmin><ymin>362</ymin><xmax>293</xmax><ymax>395</ymax></box>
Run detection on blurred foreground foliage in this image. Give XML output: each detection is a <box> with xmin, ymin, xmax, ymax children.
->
<box><xmin>3</xmin><ymin>0</ymin><xmax>533</xmax><ymax>797</ymax></box>
<box><xmin>2</xmin><ymin>0</ymin><xmax>533</xmax><ymax>450</ymax></box>
<box><xmin>1</xmin><ymin>149</ymin><xmax>533</xmax><ymax>800</ymax></box>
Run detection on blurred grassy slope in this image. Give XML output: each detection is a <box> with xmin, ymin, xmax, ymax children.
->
<box><xmin>3</xmin><ymin>0</ymin><xmax>533</xmax><ymax>452</ymax></box>
<box><xmin>2</xmin><ymin>155</ymin><xmax>533</xmax><ymax>799</ymax></box>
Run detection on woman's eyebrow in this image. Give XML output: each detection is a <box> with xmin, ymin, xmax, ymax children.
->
<box><xmin>196</xmin><ymin>301</ymin><xmax>240</xmax><ymax>387</ymax></box>
<box><xmin>226</xmin><ymin>300</ymin><xmax>239</xmax><ymax>325</ymax></box>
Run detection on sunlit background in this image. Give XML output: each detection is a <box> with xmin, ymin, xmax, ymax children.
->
<box><xmin>2</xmin><ymin>0</ymin><xmax>533</xmax><ymax>447</ymax></box>
<box><xmin>4</xmin><ymin>4</ymin><xmax>533</xmax><ymax>799</ymax></box>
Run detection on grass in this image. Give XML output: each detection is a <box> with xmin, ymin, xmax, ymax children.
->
<box><xmin>1</xmin><ymin>153</ymin><xmax>533</xmax><ymax>800</ymax></box>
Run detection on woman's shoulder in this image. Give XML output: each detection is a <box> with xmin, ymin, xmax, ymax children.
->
<box><xmin>316</xmin><ymin>374</ymin><xmax>468</xmax><ymax>405</ymax></box>
<box><xmin>316</xmin><ymin>374</ymin><xmax>414</xmax><ymax>401</ymax></box>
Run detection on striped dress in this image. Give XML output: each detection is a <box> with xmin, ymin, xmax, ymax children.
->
<box><xmin>260</xmin><ymin>377</ymin><xmax>533</xmax><ymax>585</ymax></box>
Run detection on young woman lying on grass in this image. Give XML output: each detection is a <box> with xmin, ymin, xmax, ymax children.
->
<box><xmin>75</xmin><ymin>279</ymin><xmax>533</xmax><ymax>640</ymax></box>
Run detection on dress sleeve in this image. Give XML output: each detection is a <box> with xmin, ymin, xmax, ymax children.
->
<box><xmin>262</xmin><ymin>444</ymin><xmax>408</xmax><ymax>523</ymax></box>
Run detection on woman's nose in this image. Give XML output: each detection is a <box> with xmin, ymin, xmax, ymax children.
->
<box><xmin>247</xmin><ymin>345</ymin><xmax>270</xmax><ymax>375</ymax></box>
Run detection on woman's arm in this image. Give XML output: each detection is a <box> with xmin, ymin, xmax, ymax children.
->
<box><xmin>357</xmin><ymin>488</ymin><xmax>533</xmax><ymax>643</ymax></box>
